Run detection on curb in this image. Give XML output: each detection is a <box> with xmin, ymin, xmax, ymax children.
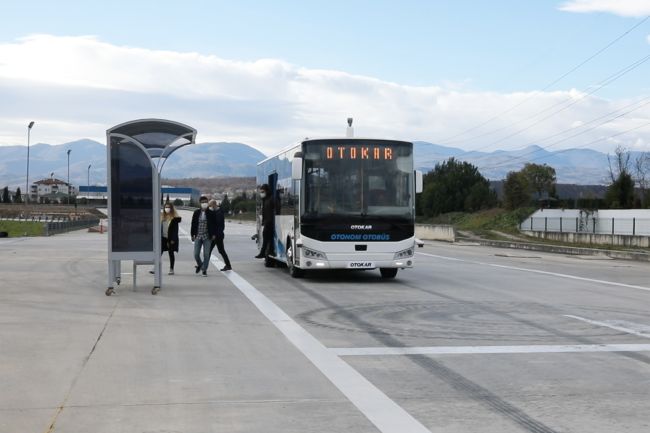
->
<box><xmin>475</xmin><ymin>239</ymin><xmax>650</xmax><ymax>262</ymax></box>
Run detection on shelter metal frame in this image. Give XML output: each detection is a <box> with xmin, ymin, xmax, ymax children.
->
<box><xmin>106</xmin><ymin>119</ymin><xmax>196</xmax><ymax>295</ymax></box>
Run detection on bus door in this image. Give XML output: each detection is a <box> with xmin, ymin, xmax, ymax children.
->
<box><xmin>268</xmin><ymin>173</ymin><xmax>278</xmax><ymax>206</ymax></box>
<box><xmin>267</xmin><ymin>173</ymin><xmax>279</xmax><ymax>256</ymax></box>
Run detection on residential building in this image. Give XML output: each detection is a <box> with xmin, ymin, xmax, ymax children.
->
<box><xmin>31</xmin><ymin>177</ymin><xmax>77</xmax><ymax>203</ymax></box>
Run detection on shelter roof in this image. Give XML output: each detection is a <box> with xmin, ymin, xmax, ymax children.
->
<box><xmin>107</xmin><ymin>119</ymin><xmax>196</xmax><ymax>150</ymax></box>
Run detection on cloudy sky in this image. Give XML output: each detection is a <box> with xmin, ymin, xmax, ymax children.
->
<box><xmin>1</xmin><ymin>0</ymin><xmax>650</xmax><ymax>155</ymax></box>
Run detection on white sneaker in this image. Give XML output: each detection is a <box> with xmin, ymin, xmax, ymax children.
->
<box><xmin>168</xmin><ymin>269</ymin><xmax>174</xmax><ymax>275</ymax></box>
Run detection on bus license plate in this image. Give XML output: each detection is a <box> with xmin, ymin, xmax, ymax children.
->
<box><xmin>347</xmin><ymin>261</ymin><xmax>375</xmax><ymax>269</ymax></box>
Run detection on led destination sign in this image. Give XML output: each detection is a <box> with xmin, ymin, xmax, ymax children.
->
<box><xmin>325</xmin><ymin>145</ymin><xmax>393</xmax><ymax>160</ymax></box>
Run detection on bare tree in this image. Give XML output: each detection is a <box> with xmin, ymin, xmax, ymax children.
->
<box><xmin>607</xmin><ymin>145</ymin><xmax>631</xmax><ymax>182</ymax></box>
<box><xmin>634</xmin><ymin>152</ymin><xmax>650</xmax><ymax>207</ymax></box>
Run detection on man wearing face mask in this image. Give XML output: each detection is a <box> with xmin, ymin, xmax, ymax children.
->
<box><xmin>191</xmin><ymin>196</ymin><xmax>217</xmax><ymax>276</ymax></box>
<box><xmin>255</xmin><ymin>184</ymin><xmax>275</xmax><ymax>259</ymax></box>
<box><xmin>208</xmin><ymin>199</ymin><xmax>232</xmax><ymax>271</ymax></box>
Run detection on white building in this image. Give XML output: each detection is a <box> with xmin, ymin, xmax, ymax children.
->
<box><xmin>31</xmin><ymin>177</ymin><xmax>77</xmax><ymax>203</ymax></box>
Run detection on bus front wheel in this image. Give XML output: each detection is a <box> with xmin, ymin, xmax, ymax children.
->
<box><xmin>379</xmin><ymin>268</ymin><xmax>398</xmax><ymax>279</ymax></box>
<box><xmin>287</xmin><ymin>242</ymin><xmax>304</xmax><ymax>278</ymax></box>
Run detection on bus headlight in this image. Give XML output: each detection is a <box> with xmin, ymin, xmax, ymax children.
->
<box><xmin>393</xmin><ymin>247</ymin><xmax>414</xmax><ymax>260</ymax></box>
<box><xmin>303</xmin><ymin>247</ymin><xmax>328</xmax><ymax>260</ymax></box>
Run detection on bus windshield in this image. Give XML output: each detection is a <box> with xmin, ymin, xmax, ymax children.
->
<box><xmin>302</xmin><ymin>140</ymin><xmax>414</xmax><ymax>220</ymax></box>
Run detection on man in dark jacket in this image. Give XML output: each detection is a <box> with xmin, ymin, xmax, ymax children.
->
<box><xmin>191</xmin><ymin>196</ymin><xmax>217</xmax><ymax>276</ymax></box>
<box><xmin>255</xmin><ymin>184</ymin><xmax>275</xmax><ymax>259</ymax></box>
<box><xmin>208</xmin><ymin>199</ymin><xmax>232</xmax><ymax>271</ymax></box>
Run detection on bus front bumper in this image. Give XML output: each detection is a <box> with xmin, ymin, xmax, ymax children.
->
<box><xmin>297</xmin><ymin>253</ymin><xmax>414</xmax><ymax>270</ymax></box>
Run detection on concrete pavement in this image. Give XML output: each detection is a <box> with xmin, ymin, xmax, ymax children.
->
<box><xmin>2</xmin><ymin>210</ymin><xmax>650</xmax><ymax>432</ymax></box>
<box><xmin>0</xmin><ymin>216</ymin><xmax>376</xmax><ymax>433</ymax></box>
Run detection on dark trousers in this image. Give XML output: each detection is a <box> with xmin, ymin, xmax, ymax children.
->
<box><xmin>210</xmin><ymin>237</ymin><xmax>231</xmax><ymax>267</ymax></box>
<box><xmin>168</xmin><ymin>250</ymin><xmax>175</xmax><ymax>269</ymax></box>
<box><xmin>162</xmin><ymin>237</ymin><xmax>176</xmax><ymax>269</ymax></box>
<box><xmin>259</xmin><ymin>226</ymin><xmax>274</xmax><ymax>257</ymax></box>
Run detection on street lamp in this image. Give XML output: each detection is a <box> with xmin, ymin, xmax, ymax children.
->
<box><xmin>67</xmin><ymin>149</ymin><xmax>72</xmax><ymax>204</ymax></box>
<box><xmin>25</xmin><ymin>121</ymin><xmax>35</xmax><ymax>203</ymax></box>
<box><xmin>87</xmin><ymin>164</ymin><xmax>92</xmax><ymax>189</ymax></box>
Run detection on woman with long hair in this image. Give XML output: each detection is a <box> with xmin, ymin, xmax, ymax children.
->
<box><xmin>162</xmin><ymin>202</ymin><xmax>182</xmax><ymax>274</ymax></box>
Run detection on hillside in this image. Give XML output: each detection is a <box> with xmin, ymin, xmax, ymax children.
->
<box><xmin>0</xmin><ymin>140</ymin><xmax>266</xmax><ymax>188</ymax></box>
<box><xmin>1</xmin><ymin>138</ymin><xmax>642</xmax><ymax>188</ymax></box>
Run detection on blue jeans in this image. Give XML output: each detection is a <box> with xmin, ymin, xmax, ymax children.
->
<box><xmin>193</xmin><ymin>237</ymin><xmax>212</xmax><ymax>271</ymax></box>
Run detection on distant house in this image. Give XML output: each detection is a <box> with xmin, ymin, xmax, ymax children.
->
<box><xmin>31</xmin><ymin>177</ymin><xmax>77</xmax><ymax>203</ymax></box>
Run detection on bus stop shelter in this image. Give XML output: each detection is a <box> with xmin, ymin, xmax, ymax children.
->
<box><xmin>106</xmin><ymin>119</ymin><xmax>196</xmax><ymax>295</ymax></box>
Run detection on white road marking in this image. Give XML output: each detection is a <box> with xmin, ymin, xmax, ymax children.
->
<box><xmin>565</xmin><ymin>315</ymin><xmax>650</xmax><ymax>339</ymax></box>
<box><xmin>331</xmin><ymin>343</ymin><xmax>650</xmax><ymax>356</ymax></box>
<box><xmin>178</xmin><ymin>226</ymin><xmax>432</xmax><ymax>433</ymax></box>
<box><xmin>417</xmin><ymin>251</ymin><xmax>650</xmax><ymax>292</ymax></box>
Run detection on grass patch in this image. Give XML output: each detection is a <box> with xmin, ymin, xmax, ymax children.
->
<box><xmin>455</xmin><ymin>207</ymin><xmax>535</xmax><ymax>233</ymax></box>
<box><xmin>417</xmin><ymin>208</ymin><xmax>534</xmax><ymax>234</ymax></box>
<box><xmin>0</xmin><ymin>220</ymin><xmax>45</xmax><ymax>237</ymax></box>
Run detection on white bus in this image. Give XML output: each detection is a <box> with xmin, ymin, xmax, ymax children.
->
<box><xmin>256</xmin><ymin>123</ymin><xmax>422</xmax><ymax>278</ymax></box>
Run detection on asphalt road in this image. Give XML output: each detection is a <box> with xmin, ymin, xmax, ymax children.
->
<box><xmin>1</xmin><ymin>209</ymin><xmax>649</xmax><ymax>432</ymax></box>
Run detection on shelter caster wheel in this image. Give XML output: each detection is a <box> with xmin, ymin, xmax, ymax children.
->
<box><xmin>116</xmin><ymin>277</ymin><xmax>121</xmax><ymax>285</ymax></box>
<box><xmin>105</xmin><ymin>288</ymin><xmax>115</xmax><ymax>296</ymax></box>
<box><xmin>151</xmin><ymin>286</ymin><xmax>160</xmax><ymax>295</ymax></box>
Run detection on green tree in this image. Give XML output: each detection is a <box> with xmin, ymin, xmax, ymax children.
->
<box><xmin>520</xmin><ymin>163</ymin><xmax>556</xmax><ymax>200</ymax></box>
<box><xmin>605</xmin><ymin>145</ymin><xmax>635</xmax><ymax>209</ymax></box>
<box><xmin>231</xmin><ymin>193</ymin><xmax>256</xmax><ymax>213</ymax></box>
<box><xmin>220</xmin><ymin>194</ymin><xmax>231</xmax><ymax>213</ymax></box>
<box><xmin>420</xmin><ymin>158</ymin><xmax>495</xmax><ymax>217</ymax></box>
<box><xmin>503</xmin><ymin>171</ymin><xmax>530</xmax><ymax>210</ymax></box>
<box><xmin>173</xmin><ymin>198</ymin><xmax>184</xmax><ymax>207</ymax></box>
<box><xmin>1</xmin><ymin>186</ymin><xmax>8</xmax><ymax>203</ymax></box>
<box><xmin>605</xmin><ymin>171</ymin><xmax>635</xmax><ymax>209</ymax></box>
<box><xmin>15</xmin><ymin>187</ymin><xmax>22</xmax><ymax>203</ymax></box>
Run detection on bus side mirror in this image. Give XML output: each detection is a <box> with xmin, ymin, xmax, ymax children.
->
<box><xmin>292</xmin><ymin>157</ymin><xmax>303</xmax><ymax>180</ymax></box>
<box><xmin>415</xmin><ymin>170</ymin><xmax>423</xmax><ymax>193</ymax></box>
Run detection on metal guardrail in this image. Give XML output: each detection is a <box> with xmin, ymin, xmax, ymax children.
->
<box><xmin>44</xmin><ymin>218</ymin><xmax>100</xmax><ymax>236</ymax></box>
<box><xmin>521</xmin><ymin>217</ymin><xmax>650</xmax><ymax>236</ymax></box>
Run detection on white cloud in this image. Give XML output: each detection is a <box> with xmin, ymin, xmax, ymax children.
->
<box><xmin>0</xmin><ymin>34</ymin><xmax>649</xmax><ymax>155</ymax></box>
<box><xmin>558</xmin><ymin>0</ymin><xmax>650</xmax><ymax>17</ymax></box>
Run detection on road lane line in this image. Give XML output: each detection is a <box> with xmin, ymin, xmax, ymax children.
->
<box><xmin>178</xmin><ymin>227</ymin><xmax>432</xmax><ymax>433</ymax></box>
<box><xmin>417</xmin><ymin>251</ymin><xmax>650</xmax><ymax>292</ymax></box>
<box><xmin>331</xmin><ymin>343</ymin><xmax>650</xmax><ymax>356</ymax></box>
<box><xmin>565</xmin><ymin>315</ymin><xmax>650</xmax><ymax>339</ymax></box>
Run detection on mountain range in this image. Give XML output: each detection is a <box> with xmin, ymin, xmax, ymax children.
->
<box><xmin>0</xmin><ymin>139</ymin><xmax>267</xmax><ymax>189</ymax></box>
<box><xmin>412</xmin><ymin>141</ymin><xmax>639</xmax><ymax>185</ymax></box>
<box><xmin>0</xmin><ymin>138</ymin><xmax>640</xmax><ymax>188</ymax></box>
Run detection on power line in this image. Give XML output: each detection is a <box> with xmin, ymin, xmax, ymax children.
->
<box><xmin>527</xmin><ymin>120</ymin><xmax>650</xmax><ymax>163</ymax></box>
<box><xmin>478</xmin><ymin>96</ymin><xmax>650</xmax><ymax>169</ymax></box>
<box><xmin>480</xmin><ymin>96</ymin><xmax>650</xmax><ymax>168</ymax></box>
<box><xmin>454</xmin><ymin>52</ymin><xmax>650</xmax><ymax>155</ymax></box>
<box><xmin>437</xmin><ymin>15</ymin><xmax>650</xmax><ymax>146</ymax></box>
<box><xmin>517</xmin><ymin>95</ymin><xmax>650</xmax><ymax>147</ymax></box>
<box><xmin>479</xmin><ymin>119</ymin><xmax>650</xmax><ymax>173</ymax></box>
